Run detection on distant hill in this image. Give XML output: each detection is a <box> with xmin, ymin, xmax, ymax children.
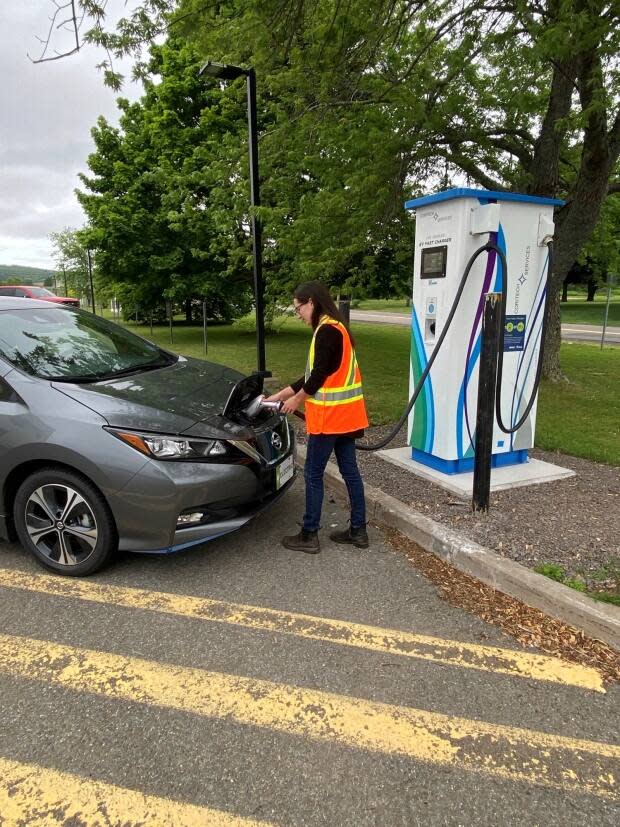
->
<box><xmin>0</xmin><ymin>264</ymin><xmax>56</xmax><ymax>284</ymax></box>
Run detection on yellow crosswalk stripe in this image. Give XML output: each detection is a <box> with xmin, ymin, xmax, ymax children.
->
<box><xmin>0</xmin><ymin>755</ymin><xmax>270</xmax><ymax>826</ymax></box>
<box><xmin>0</xmin><ymin>633</ymin><xmax>617</xmax><ymax>799</ymax></box>
<box><xmin>0</xmin><ymin>568</ymin><xmax>604</xmax><ymax>692</ymax></box>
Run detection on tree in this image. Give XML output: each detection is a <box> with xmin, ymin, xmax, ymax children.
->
<box><xmin>49</xmin><ymin>227</ymin><xmax>91</xmax><ymax>301</ymax></box>
<box><xmin>77</xmin><ymin>38</ymin><xmax>255</xmax><ymax>321</ymax></box>
<box><xmin>41</xmin><ymin>1</ymin><xmax>620</xmax><ymax>378</ymax></box>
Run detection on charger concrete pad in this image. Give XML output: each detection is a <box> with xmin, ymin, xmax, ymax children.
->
<box><xmin>376</xmin><ymin>446</ymin><xmax>575</xmax><ymax>498</ymax></box>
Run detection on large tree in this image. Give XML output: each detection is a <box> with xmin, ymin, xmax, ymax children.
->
<box><xmin>42</xmin><ymin>0</ymin><xmax>620</xmax><ymax>377</ymax></box>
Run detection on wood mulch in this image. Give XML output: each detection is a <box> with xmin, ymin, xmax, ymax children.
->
<box><xmin>384</xmin><ymin>527</ymin><xmax>620</xmax><ymax>685</ymax></box>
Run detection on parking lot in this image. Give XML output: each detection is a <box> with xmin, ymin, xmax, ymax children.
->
<box><xmin>0</xmin><ymin>482</ymin><xmax>618</xmax><ymax>825</ymax></box>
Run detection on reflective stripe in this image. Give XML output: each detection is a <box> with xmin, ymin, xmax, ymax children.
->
<box><xmin>306</xmin><ymin>395</ymin><xmax>365</xmax><ymax>407</ymax></box>
<box><xmin>346</xmin><ymin>352</ymin><xmax>357</xmax><ymax>386</ymax></box>
<box><xmin>310</xmin><ymin>385</ymin><xmax>364</xmax><ymax>403</ymax></box>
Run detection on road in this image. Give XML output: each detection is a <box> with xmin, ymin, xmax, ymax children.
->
<box><xmin>350</xmin><ymin>309</ymin><xmax>620</xmax><ymax>346</ymax></box>
<box><xmin>0</xmin><ymin>482</ymin><xmax>618</xmax><ymax>825</ymax></box>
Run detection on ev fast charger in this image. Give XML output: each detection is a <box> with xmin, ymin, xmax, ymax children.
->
<box><xmin>405</xmin><ymin>188</ymin><xmax>562</xmax><ymax>475</ymax></box>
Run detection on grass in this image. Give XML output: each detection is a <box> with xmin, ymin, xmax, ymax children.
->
<box><xmin>535</xmin><ymin>344</ymin><xmax>620</xmax><ymax>465</ymax></box>
<box><xmin>558</xmin><ymin>298</ymin><xmax>620</xmax><ymax>326</ymax></box>
<box><xmin>534</xmin><ymin>562</ymin><xmax>620</xmax><ymax>607</ymax></box>
<box><xmin>357</xmin><ymin>292</ymin><xmax>620</xmax><ymax>326</ymax></box>
<box><xmin>116</xmin><ymin>314</ymin><xmax>619</xmax><ymax>466</ymax></box>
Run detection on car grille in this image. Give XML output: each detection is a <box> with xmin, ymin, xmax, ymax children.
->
<box><xmin>253</xmin><ymin>418</ymin><xmax>291</xmax><ymax>465</ymax></box>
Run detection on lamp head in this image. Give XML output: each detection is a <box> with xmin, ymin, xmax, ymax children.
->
<box><xmin>199</xmin><ymin>61</ymin><xmax>247</xmax><ymax>81</ymax></box>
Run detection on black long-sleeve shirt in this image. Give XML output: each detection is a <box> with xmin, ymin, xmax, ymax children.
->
<box><xmin>291</xmin><ymin>325</ymin><xmax>364</xmax><ymax>438</ymax></box>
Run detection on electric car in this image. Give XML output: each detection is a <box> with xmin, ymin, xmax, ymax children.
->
<box><xmin>0</xmin><ymin>284</ymin><xmax>80</xmax><ymax>307</ymax></box>
<box><xmin>0</xmin><ymin>297</ymin><xmax>295</xmax><ymax>576</ymax></box>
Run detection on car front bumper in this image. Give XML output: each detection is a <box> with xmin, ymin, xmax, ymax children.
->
<box><xmin>107</xmin><ymin>441</ymin><xmax>296</xmax><ymax>553</ymax></box>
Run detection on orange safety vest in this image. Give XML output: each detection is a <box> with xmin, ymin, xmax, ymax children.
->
<box><xmin>304</xmin><ymin>316</ymin><xmax>369</xmax><ymax>435</ymax></box>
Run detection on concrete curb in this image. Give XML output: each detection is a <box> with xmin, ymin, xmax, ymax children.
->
<box><xmin>295</xmin><ymin>445</ymin><xmax>620</xmax><ymax>651</ymax></box>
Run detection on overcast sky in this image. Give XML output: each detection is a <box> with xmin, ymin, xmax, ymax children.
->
<box><xmin>0</xmin><ymin>1</ymin><xmax>143</xmax><ymax>270</ymax></box>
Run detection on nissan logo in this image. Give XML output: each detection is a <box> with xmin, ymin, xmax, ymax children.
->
<box><xmin>271</xmin><ymin>432</ymin><xmax>283</xmax><ymax>451</ymax></box>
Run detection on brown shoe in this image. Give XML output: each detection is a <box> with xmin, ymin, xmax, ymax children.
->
<box><xmin>329</xmin><ymin>525</ymin><xmax>369</xmax><ymax>549</ymax></box>
<box><xmin>282</xmin><ymin>529</ymin><xmax>320</xmax><ymax>554</ymax></box>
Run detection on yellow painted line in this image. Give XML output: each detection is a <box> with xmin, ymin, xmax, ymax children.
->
<box><xmin>0</xmin><ymin>633</ymin><xmax>617</xmax><ymax>799</ymax></box>
<box><xmin>0</xmin><ymin>568</ymin><xmax>604</xmax><ymax>692</ymax></box>
<box><xmin>0</xmin><ymin>755</ymin><xmax>270</xmax><ymax>826</ymax></box>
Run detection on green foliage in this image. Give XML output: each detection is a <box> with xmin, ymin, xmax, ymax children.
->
<box><xmin>535</xmin><ymin>563</ymin><xmax>618</xmax><ymax>605</ymax></box>
<box><xmin>78</xmin><ymin>38</ymin><xmax>255</xmax><ymax>320</ymax></box>
<box><xmin>48</xmin><ymin>228</ymin><xmax>93</xmax><ymax>300</ymax></box>
<box><xmin>68</xmin><ymin>0</ymin><xmax>620</xmax><ymax>369</ymax></box>
<box><xmin>0</xmin><ymin>265</ymin><xmax>55</xmax><ymax>284</ymax></box>
<box><xmin>533</xmin><ymin>563</ymin><xmax>565</xmax><ymax>583</ymax></box>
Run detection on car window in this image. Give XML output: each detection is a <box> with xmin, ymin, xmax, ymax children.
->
<box><xmin>0</xmin><ymin>307</ymin><xmax>174</xmax><ymax>381</ymax></box>
<box><xmin>14</xmin><ymin>288</ymin><xmax>28</xmax><ymax>297</ymax></box>
<box><xmin>28</xmin><ymin>287</ymin><xmax>55</xmax><ymax>297</ymax></box>
<box><xmin>0</xmin><ymin>287</ymin><xmax>15</xmax><ymax>296</ymax></box>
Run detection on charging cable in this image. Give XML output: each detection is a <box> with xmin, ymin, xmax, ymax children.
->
<box><xmin>356</xmin><ymin>239</ymin><xmax>553</xmax><ymax>451</ymax></box>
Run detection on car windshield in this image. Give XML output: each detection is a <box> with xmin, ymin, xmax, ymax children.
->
<box><xmin>0</xmin><ymin>307</ymin><xmax>175</xmax><ymax>381</ymax></box>
<box><xmin>28</xmin><ymin>287</ymin><xmax>55</xmax><ymax>297</ymax></box>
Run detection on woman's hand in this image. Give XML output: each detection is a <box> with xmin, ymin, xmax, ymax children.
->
<box><xmin>281</xmin><ymin>391</ymin><xmax>308</xmax><ymax>414</ymax></box>
<box><xmin>264</xmin><ymin>386</ymin><xmax>295</xmax><ymax>404</ymax></box>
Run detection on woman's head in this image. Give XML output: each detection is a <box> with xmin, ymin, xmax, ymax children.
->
<box><xmin>292</xmin><ymin>281</ymin><xmax>354</xmax><ymax>342</ymax></box>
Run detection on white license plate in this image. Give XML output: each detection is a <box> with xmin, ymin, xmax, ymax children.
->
<box><xmin>276</xmin><ymin>454</ymin><xmax>294</xmax><ymax>489</ymax></box>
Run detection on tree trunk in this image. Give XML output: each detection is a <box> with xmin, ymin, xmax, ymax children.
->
<box><xmin>541</xmin><ymin>288</ymin><xmax>565</xmax><ymax>382</ymax></box>
<box><xmin>538</xmin><ymin>37</ymin><xmax>620</xmax><ymax>379</ymax></box>
<box><xmin>561</xmin><ymin>280</ymin><xmax>568</xmax><ymax>302</ymax></box>
<box><xmin>586</xmin><ymin>280</ymin><xmax>598</xmax><ymax>301</ymax></box>
<box><xmin>185</xmin><ymin>298</ymin><xmax>192</xmax><ymax>323</ymax></box>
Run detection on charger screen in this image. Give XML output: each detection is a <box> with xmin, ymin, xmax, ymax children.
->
<box><xmin>420</xmin><ymin>246</ymin><xmax>447</xmax><ymax>279</ymax></box>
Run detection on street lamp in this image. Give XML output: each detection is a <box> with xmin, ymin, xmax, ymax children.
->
<box><xmin>198</xmin><ymin>60</ymin><xmax>269</xmax><ymax>377</ymax></box>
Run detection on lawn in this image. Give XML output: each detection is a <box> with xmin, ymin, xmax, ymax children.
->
<box><xmin>117</xmin><ymin>315</ymin><xmax>619</xmax><ymax>466</ymax></box>
<box><xmin>357</xmin><ymin>293</ymin><xmax>620</xmax><ymax>326</ymax></box>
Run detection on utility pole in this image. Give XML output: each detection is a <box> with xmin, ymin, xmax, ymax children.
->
<box><xmin>87</xmin><ymin>249</ymin><xmax>96</xmax><ymax>314</ymax></box>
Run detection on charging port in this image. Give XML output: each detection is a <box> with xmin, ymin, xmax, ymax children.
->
<box><xmin>425</xmin><ymin>318</ymin><xmax>436</xmax><ymax>342</ymax></box>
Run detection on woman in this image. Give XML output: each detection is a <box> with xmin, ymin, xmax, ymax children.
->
<box><xmin>265</xmin><ymin>281</ymin><xmax>369</xmax><ymax>554</ymax></box>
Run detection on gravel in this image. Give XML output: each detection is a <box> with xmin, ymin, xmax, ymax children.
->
<box><xmin>294</xmin><ymin>423</ymin><xmax>620</xmax><ymax>591</ymax></box>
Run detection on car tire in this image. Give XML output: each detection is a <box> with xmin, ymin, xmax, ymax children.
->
<box><xmin>13</xmin><ymin>468</ymin><xmax>118</xmax><ymax>576</ymax></box>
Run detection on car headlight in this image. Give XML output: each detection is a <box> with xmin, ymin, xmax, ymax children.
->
<box><xmin>107</xmin><ymin>429</ymin><xmax>229</xmax><ymax>460</ymax></box>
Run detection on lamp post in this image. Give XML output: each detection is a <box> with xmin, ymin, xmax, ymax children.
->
<box><xmin>87</xmin><ymin>248</ymin><xmax>96</xmax><ymax>315</ymax></box>
<box><xmin>198</xmin><ymin>61</ymin><xmax>269</xmax><ymax>377</ymax></box>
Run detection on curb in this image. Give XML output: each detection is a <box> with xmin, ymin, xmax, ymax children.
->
<box><xmin>295</xmin><ymin>445</ymin><xmax>620</xmax><ymax>651</ymax></box>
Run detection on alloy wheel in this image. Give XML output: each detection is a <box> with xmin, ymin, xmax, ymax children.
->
<box><xmin>24</xmin><ymin>484</ymin><xmax>99</xmax><ymax>567</ymax></box>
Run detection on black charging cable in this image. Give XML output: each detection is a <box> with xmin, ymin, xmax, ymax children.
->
<box><xmin>356</xmin><ymin>239</ymin><xmax>553</xmax><ymax>451</ymax></box>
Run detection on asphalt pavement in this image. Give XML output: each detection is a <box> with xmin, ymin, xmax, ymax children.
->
<box><xmin>0</xmin><ymin>481</ymin><xmax>618</xmax><ymax>825</ymax></box>
<box><xmin>349</xmin><ymin>309</ymin><xmax>620</xmax><ymax>346</ymax></box>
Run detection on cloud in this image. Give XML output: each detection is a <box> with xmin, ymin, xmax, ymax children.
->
<box><xmin>0</xmin><ymin>1</ymin><xmax>143</xmax><ymax>269</ymax></box>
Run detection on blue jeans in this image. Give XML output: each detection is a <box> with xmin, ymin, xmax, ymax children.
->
<box><xmin>303</xmin><ymin>434</ymin><xmax>366</xmax><ymax>533</ymax></box>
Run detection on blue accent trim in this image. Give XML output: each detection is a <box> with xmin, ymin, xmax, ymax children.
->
<box><xmin>412</xmin><ymin>448</ymin><xmax>529</xmax><ymax>475</ymax></box>
<box><xmin>132</xmin><ymin>529</ymin><xmax>233</xmax><ymax>555</ymax></box>
<box><xmin>456</xmin><ymin>335</ymin><xmax>480</xmax><ymax>458</ymax></box>
<box><xmin>411</xmin><ymin>308</ymin><xmax>435</xmax><ymax>452</ymax></box>
<box><xmin>405</xmin><ymin>188</ymin><xmax>564</xmax><ymax>210</ymax></box>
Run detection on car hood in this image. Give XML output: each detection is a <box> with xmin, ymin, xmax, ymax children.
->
<box><xmin>54</xmin><ymin>356</ymin><xmax>254</xmax><ymax>440</ymax></box>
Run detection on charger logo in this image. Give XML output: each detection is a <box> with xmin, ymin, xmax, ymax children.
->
<box><xmin>420</xmin><ymin>210</ymin><xmax>452</xmax><ymax>223</ymax></box>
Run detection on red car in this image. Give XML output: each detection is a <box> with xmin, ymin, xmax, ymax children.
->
<box><xmin>0</xmin><ymin>285</ymin><xmax>79</xmax><ymax>307</ymax></box>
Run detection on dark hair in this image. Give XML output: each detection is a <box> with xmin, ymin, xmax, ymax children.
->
<box><xmin>293</xmin><ymin>281</ymin><xmax>355</xmax><ymax>346</ymax></box>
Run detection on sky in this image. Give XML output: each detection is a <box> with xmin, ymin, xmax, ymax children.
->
<box><xmin>0</xmin><ymin>1</ymin><xmax>144</xmax><ymax>270</ymax></box>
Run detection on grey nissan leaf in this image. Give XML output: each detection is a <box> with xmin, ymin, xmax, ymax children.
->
<box><xmin>0</xmin><ymin>297</ymin><xmax>295</xmax><ymax>576</ymax></box>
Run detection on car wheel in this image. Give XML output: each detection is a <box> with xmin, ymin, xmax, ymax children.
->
<box><xmin>13</xmin><ymin>468</ymin><xmax>118</xmax><ymax>576</ymax></box>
